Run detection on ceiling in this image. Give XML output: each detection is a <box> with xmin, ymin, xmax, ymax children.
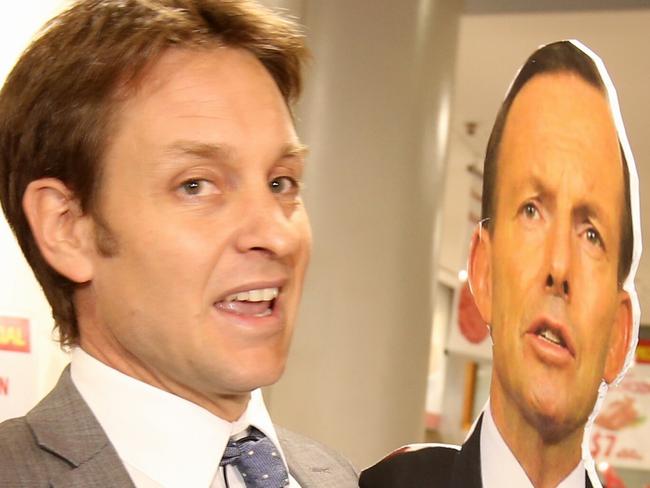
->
<box><xmin>447</xmin><ymin>7</ymin><xmax>650</xmax><ymax>320</ymax></box>
<box><xmin>464</xmin><ymin>0</ymin><xmax>650</xmax><ymax>14</ymax></box>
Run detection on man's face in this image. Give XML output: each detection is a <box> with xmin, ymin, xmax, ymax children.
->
<box><xmin>80</xmin><ymin>47</ymin><xmax>311</xmax><ymax>412</ymax></box>
<box><xmin>477</xmin><ymin>72</ymin><xmax>631</xmax><ymax>439</ymax></box>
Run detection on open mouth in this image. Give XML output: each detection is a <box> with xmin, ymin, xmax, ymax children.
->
<box><xmin>215</xmin><ymin>287</ymin><xmax>279</xmax><ymax>318</ymax></box>
<box><xmin>530</xmin><ymin>319</ymin><xmax>575</xmax><ymax>358</ymax></box>
<box><xmin>536</xmin><ymin>325</ymin><xmax>566</xmax><ymax>348</ymax></box>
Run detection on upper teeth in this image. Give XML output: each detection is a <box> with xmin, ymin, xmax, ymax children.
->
<box><xmin>225</xmin><ymin>288</ymin><xmax>279</xmax><ymax>302</ymax></box>
<box><xmin>540</xmin><ymin>328</ymin><xmax>562</xmax><ymax>346</ymax></box>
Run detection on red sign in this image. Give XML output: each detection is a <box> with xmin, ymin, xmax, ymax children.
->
<box><xmin>0</xmin><ymin>377</ymin><xmax>8</xmax><ymax>396</ymax></box>
<box><xmin>0</xmin><ymin>317</ymin><xmax>30</xmax><ymax>353</ymax></box>
<box><xmin>457</xmin><ymin>282</ymin><xmax>489</xmax><ymax>344</ymax></box>
<box><xmin>591</xmin><ymin>362</ymin><xmax>650</xmax><ymax>470</ymax></box>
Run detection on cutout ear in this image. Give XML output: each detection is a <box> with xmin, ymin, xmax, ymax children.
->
<box><xmin>22</xmin><ymin>178</ymin><xmax>95</xmax><ymax>283</ymax></box>
<box><xmin>603</xmin><ymin>291</ymin><xmax>633</xmax><ymax>384</ymax></box>
<box><xmin>468</xmin><ymin>224</ymin><xmax>492</xmax><ymax>325</ymax></box>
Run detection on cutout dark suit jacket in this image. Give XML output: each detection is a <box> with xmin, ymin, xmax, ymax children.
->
<box><xmin>360</xmin><ymin>415</ymin><xmax>595</xmax><ymax>488</ymax></box>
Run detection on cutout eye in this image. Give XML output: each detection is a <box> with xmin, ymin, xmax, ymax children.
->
<box><xmin>522</xmin><ymin>202</ymin><xmax>540</xmax><ymax>220</ymax></box>
<box><xmin>585</xmin><ymin>227</ymin><xmax>603</xmax><ymax>248</ymax></box>
<box><xmin>269</xmin><ymin>176</ymin><xmax>299</xmax><ymax>195</ymax></box>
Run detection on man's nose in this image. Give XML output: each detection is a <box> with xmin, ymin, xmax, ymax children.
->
<box><xmin>234</xmin><ymin>191</ymin><xmax>303</xmax><ymax>259</ymax></box>
<box><xmin>545</xmin><ymin>218</ymin><xmax>571</xmax><ymax>299</ymax></box>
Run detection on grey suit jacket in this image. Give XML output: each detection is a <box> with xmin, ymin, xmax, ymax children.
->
<box><xmin>0</xmin><ymin>367</ymin><xmax>358</xmax><ymax>488</ymax></box>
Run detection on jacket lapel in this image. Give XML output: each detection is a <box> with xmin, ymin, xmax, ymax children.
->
<box><xmin>276</xmin><ymin>426</ymin><xmax>357</xmax><ymax>488</ymax></box>
<box><xmin>25</xmin><ymin>366</ymin><xmax>135</xmax><ymax>487</ymax></box>
<box><xmin>50</xmin><ymin>444</ymin><xmax>136</xmax><ymax>488</ymax></box>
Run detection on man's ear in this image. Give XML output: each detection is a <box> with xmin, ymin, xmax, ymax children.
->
<box><xmin>468</xmin><ymin>223</ymin><xmax>492</xmax><ymax>325</ymax></box>
<box><xmin>603</xmin><ymin>291</ymin><xmax>633</xmax><ymax>384</ymax></box>
<box><xmin>22</xmin><ymin>178</ymin><xmax>95</xmax><ymax>283</ymax></box>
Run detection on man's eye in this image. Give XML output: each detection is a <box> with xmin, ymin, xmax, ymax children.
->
<box><xmin>269</xmin><ymin>176</ymin><xmax>299</xmax><ymax>195</ymax></box>
<box><xmin>522</xmin><ymin>203</ymin><xmax>539</xmax><ymax>219</ymax></box>
<box><xmin>179</xmin><ymin>179</ymin><xmax>216</xmax><ymax>196</ymax></box>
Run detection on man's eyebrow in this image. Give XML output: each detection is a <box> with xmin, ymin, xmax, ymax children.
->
<box><xmin>281</xmin><ymin>142</ymin><xmax>309</xmax><ymax>159</ymax></box>
<box><xmin>163</xmin><ymin>141</ymin><xmax>229</xmax><ymax>160</ymax></box>
<box><xmin>162</xmin><ymin>141</ymin><xmax>308</xmax><ymax>161</ymax></box>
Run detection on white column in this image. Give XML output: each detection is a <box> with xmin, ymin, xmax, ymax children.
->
<box><xmin>265</xmin><ymin>0</ymin><xmax>461</xmax><ymax>469</ymax></box>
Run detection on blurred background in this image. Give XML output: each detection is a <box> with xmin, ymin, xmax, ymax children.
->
<box><xmin>0</xmin><ymin>1</ymin><xmax>649</xmax><ymax>486</ymax></box>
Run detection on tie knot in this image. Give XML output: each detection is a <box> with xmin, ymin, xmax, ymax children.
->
<box><xmin>220</xmin><ymin>427</ymin><xmax>289</xmax><ymax>487</ymax></box>
<box><xmin>220</xmin><ymin>427</ymin><xmax>265</xmax><ymax>466</ymax></box>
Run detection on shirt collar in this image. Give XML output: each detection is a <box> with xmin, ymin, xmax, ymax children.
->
<box><xmin>480</xmin><ymin>401</ymin><xmax>585</xmax><ymax>488</ymax></box>
<box><xmin>70</xmin><ymin>347</ymin><xmax>288</xmax><ymax>488</ymax></box>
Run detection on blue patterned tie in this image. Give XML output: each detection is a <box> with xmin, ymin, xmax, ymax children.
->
<box><xmin>220</xmin><ymin>427</ymin><xmax>290</xmax><ymax>487</ymax></box>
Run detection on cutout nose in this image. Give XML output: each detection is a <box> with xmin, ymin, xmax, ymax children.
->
<box><xmin>546</xmin><ymin>274</ymin><xmax>569</xmax><ymax>296</ymax></box>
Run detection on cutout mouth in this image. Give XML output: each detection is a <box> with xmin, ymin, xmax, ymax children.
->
<box><xmin>536</xmin><ymin>325</ymin><xmax>566</xmax><ymax>348</ymax></box>
<box><xmin>529</xmin><ymin>317</ymin><xmax>576</xmax><ymax>358</ymax></box>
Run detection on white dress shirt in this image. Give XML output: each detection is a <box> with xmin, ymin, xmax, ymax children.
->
<box><xmin>70</xmin><ymin>348</ymin><xmax>301</xmax><ymax>488</ymax></box>
<box><xmin>480</xmin><ymin>402</ymin><xmax>585</xmax><ymax>488</ymax></box>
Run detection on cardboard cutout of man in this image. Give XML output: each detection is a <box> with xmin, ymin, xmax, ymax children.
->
<box><xmin>0</xmin><ymin>1</ymin><xmax>358</xmax><ymax>486</ymax></box>
<box><xmin>360</xmin><ymin>40</ymin><xmax>641</xmax><ymax>488</ymax></box>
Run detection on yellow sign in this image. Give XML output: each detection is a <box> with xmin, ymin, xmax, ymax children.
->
<box><xmin>637</xmin><ymin>340</ymin><xmax>650</xmax><ymax>364</ymax></box>
<box><xmin>0</xmin><ymin>317</ymin><xmax>30</xmax><ymax>353</ymax></box>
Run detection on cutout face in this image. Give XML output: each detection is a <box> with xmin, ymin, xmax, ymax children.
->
<box><xmin>473</xmin><ymin>72</ymin><xmax>631</xmax><ymax>439</ymax></box>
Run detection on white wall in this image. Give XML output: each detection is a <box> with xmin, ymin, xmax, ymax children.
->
<box><xmin>264</xmin><ymin>0</ymin><xmax>461</xmax><ymax>469</ymax></box>
<box><xmin>0</xmin><ymin>0</ymin><xmax>70</xmax><ymax>421</ymax></box>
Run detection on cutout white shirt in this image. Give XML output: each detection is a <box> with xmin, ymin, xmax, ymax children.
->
<box><xmin>480</xmin><ymin>403</ymin><xmax>585</xmax><ymax>488</ymax></box>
